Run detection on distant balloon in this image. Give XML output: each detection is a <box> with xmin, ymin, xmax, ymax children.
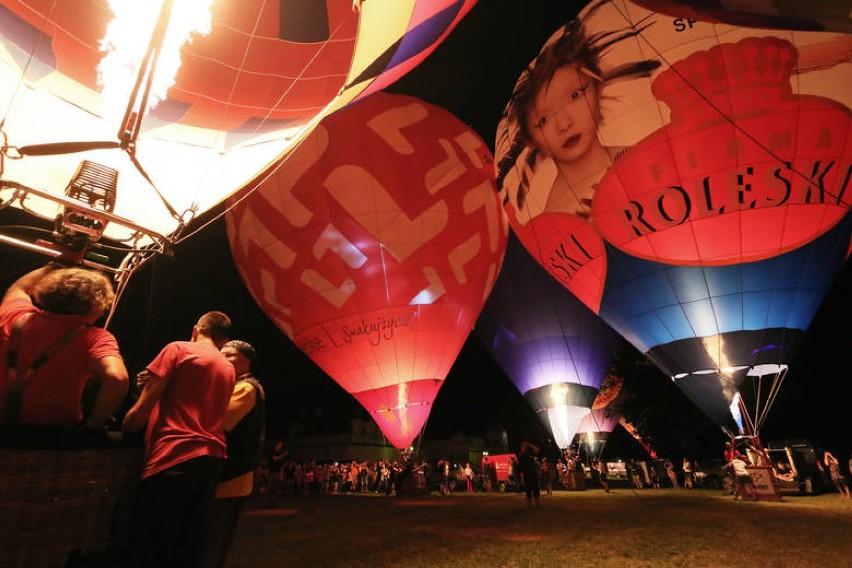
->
<box><xmin>476</xmin><ymin>236</ymin><xmax>619</xmax><ymax>450</ymax></box>
<box><xmin>574</xmin><ymin>374</ymin><xmax>627</xmax><ymax>456</ymax></box>
<box><xmin>227</xmin><ymin>91</ymin><xmax>506</xmax><ymax>449</ymax></box>
<box><xmin>0</xmin><ymin>0</ymin><xmax>476</xmax><ymax>247</ymax></box>
<box><xmin>632</xmin><ymin>0</ymin><xmax>852</xmax><ymax>33</ymax></box>
<box><xmin>495</xmin><ymin>0</ymin><xmax>852</xmax><ymax>435</ymax></box>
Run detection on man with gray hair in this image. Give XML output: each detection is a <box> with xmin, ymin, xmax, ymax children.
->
<box><xmin>203</xmin><ymin>339</ymin><xmax>266</xmax><ymax>568</ymax></box>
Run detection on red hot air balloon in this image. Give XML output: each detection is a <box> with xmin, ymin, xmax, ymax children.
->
<box><xmin>495</xmin><ymin>0</ymin><xmax>851</xmax><ymax>436</ymax></box>
<box><xmin>226</xmin><ymin>91</ymin><xmax>507</xmax><ymax>449</ymax></box>
<box><xmin>0</xmin><ymin>0</ymin><xmax>476</xmax><ymax>285</ymax></box>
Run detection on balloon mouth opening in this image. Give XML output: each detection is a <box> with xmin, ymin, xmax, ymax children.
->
<box><xmin>371</xmin><ymin>401</ymin><xmax>433</xmax><ymax>414</ymax></box>
<box><xmin>671</xmin><ymin>363</ymin><xmax>789</xmax><ymax>382</ymax></box>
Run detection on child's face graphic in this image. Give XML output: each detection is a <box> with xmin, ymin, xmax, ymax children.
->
<box><xmin>526</xmin><ymin>65</ymin><xmax>602</xmax><ymax>165</ymax></box>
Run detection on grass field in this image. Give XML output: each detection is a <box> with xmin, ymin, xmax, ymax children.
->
<box><xmin>227</xmin><ymin>488</ymin><xmax>852</xmax><ymax>568</ymax></box>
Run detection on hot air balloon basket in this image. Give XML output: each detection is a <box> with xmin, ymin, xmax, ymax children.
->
<box><xmin>0</xmin><ymin>447</ymin><xmax>142</xmax><ymax>567</ymax></box>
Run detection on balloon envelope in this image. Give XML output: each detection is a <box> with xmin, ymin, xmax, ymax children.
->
<box><xmin>476</xmin><ymin>236</ymin><xmax>619</xmax><ymax>450</ymax></box>
<box><xmin>577</xmin><ymin>374</ymin><xmax>626</xmax><ymax>436</ymax></box>
<box><xmin>631</xmin><ymin>0</ymin><xmax>852</xmax><ymax>33</ymax></box>
<box><xmin>0</xmin><ymin>0</ymin><xmax>476</xmax><ymax>246</ymax></box>
<box><xmin>227</xmin><ymin>91</ymin><xmax>507</xmax><ymax>449</ymax></box>
<box><xmin>495</xmin><ymin>0</ymin><xmax>851</xmax><ymax>434</ymax></box>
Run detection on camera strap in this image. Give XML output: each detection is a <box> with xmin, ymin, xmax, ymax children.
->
<box><xmin>3</xmin><ymin>312</ymin><xmax>85</xmax><ymax>426</ymax></box>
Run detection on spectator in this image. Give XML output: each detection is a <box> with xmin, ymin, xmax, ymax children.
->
<box><xmin>122</xmin><ymin>311</ymin><xmax>235</xmax><ymax>567</ymax></box>
<box><xmin>596</xmin><ymin>458</ymin><xmax>610</xmax><ymax>493</ymax></box>
<box><xmin>517</xmin><ymin>440</ymin><xmax>541</xmax><ymax>507</ymax></box>
<box><xmin>730</xmin><ymin>455</ymin><xmax>754</xmax><ymax>501</ymax></box>
<box><xmin>481</xmin><ymin>456</ymin><xmax>494</xmax><ymax>492</ymax></box>
<box><xmin>723</xmin><ymin>440</ymin><xmax>743</xmax><ymax>462</ymax></box>
<box><xmin>387</xmin><ymin>461</ymin><xmax>401</xmax><ymax>496</ymax></box>
<box><xmin>721</xmin><ymin>442</ymin><xmax>743</xmax><ymax>493</ymax></box>
<box><xmin>540</xmin><ymin>458</ymin><xmax>555</xmax><ymax>496</ymax></box>
<box><xmin>683</xmin><ymin>458</ymin><xmax>694</xmax><ymax>489</ymax></box>
<box><xmin>648</xmin><ymin>463</ymin><xmax>661</xmax><ymax>489</ymax></box>
<box><xmin>463</xmin><ymin>462</ymin><xmax>475</xmax><ymax>493</ymax></box>
<box><xmin>0</xmin><ymin>264</ymin><xmax>128</xmax><ymax>432</ymax></box>
<box><xmin>437</xmin><ymin>457</ymin><xmax>451</xmax><ymax>496</ymax></box>
<box><xmin>824</xmin><ymin>451</ymin><xmax>851</xmax><ymax>499</ymax></box>
<box><xmin>252</xmin><ymin>459</ymin><xmax>269</xmax><ymax>502</ymax></box>
<box><xmin>203</xmin><ymin>340</ymin><xmax>266</xmax><ymax>568</ymax></box>
<box><xmin>265</xmin><ymin>439</ymin><xmax>288</xmax><ymax>506</ymax></box>
<box><xmin>508</xmin><ymin>455</ymin><xmax>520</xmax><ymax>493</ymax></box>
<box><xmin>629</xmin><ymin>460</ymin><xmax>643</xmax><ymax>489</ymax></box>
<box><xmin>664</xmin><ymin>460</ymin><xmax>679</xmax><ymax>488</ymax></box>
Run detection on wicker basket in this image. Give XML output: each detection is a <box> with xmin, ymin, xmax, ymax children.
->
<box><xmin>0</xmin><ymin>446</ymin><xmax>142</xmax><ymax>567</ymax></box>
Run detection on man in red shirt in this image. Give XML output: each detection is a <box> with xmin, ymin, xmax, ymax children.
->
<box><xmin>122</xmin><ymin>310</ymin><xmax>235</xmax><ymax>567</ymax></box>
<box><xmin>0</xmin><ymin>264</ymin><xmax>128</xmax><ymax>431</ymax></box>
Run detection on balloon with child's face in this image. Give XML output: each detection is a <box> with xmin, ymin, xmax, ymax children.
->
<box><xmin>495</xmin><ymin>0</ymin><xmax>851</xmax><ymax>435</ymax></box>
<box><xmin>629</xmin><ymin>0</ymin><xmax>852</xmax><ymax>33</ymax></box>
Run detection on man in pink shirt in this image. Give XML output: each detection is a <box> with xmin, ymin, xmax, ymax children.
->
<box><xmin>0</xmin><ymin>264</ymin><xmax>128</xmax><ymax>433</ymax></box>
<box><xmin>122</xmin><ymin>311</ymin><xmax>235</xmax><ymax>567</ymax></box>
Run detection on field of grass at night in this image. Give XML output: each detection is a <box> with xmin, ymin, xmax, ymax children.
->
<box><xmin>227</xmin><ymin>488</ymin><xmax>851</xmax><ymax>567</ymax></box>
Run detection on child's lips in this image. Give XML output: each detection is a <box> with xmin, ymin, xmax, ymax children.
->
<box><xmin>562</xmin><ymin>134</ymin><xmax>581</xmax><ymax>149</ymax></box>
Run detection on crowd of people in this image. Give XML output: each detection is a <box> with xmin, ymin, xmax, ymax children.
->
<box><xmin>248</xmin><ymin>440</ymin><xmax>852</xmax><ymax>506</ymax></box>
<box><xmin>720</xmin><ymin>438</ymin><xmax>852</xmax><ymax>501</ymax></box>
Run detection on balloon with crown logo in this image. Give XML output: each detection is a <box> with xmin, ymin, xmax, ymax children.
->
<box><xmin>227</xmin><ymin>91</ymin><xmax>507</xmax><ymax>449</ymax></box>
<box><xmin>495</xmin><ymin>0</ymin><xmax>851</xmax><ymax>437</ymax></box>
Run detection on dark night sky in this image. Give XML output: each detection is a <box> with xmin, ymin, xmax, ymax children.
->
<box><xmin>2</xmin><ymin>1</ymin><xmax>850</xmax><ymax>459</ymax></box>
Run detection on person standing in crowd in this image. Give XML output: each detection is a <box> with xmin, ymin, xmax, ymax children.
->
<box><xmin>722</xmin><ymin>442</ymin><xmax>742</xmax><ymax>493</ymax></box>
<box><xmin>203</xmin><ymin>340</ymin><xmax>266</xmax><ymax>568</ymax></box>
<box><xmin>517</xmin><ymin>440</ymin><xmax>541</xmax><ymax>507</ymax></box>
<box><xmin>683</xmin><ymin>458</ymin><xmax>694</xmax><ymax>489</ymax></box>
<box><xmin>824</xmin><ymin>451</ymin><xmax>851</xmax><ymax>499</ymax></box>
<box><xmin>540</xmin><ymin>457</ymin><xmax>554</xmax><ymax>496</ymax></box>
<box><xmin>664</xmin><ymin>459</ymin><xmax>679</xmax><ymax>488</ymax></box>
<box><xmin>463</xmin><ymin>462</ymin><xmax>475</xmax><ymax>493</ymax></box>
<box><xmin>265</xmin><ymin>439</ymin><xmax>288</xmax><ymax>507</ymax></box>
<box><xmin>0</xmin><ymin>264</ymin><xmax>128</xmax><ymax>432</ymax></box>
<box><xmin>437</xmin><ymin>457</ymin><xmax>451</xmax><ymax>496</ymax></box>
<box><xmin>596</xmin><ymin>458</ymin><xmax>610</xmax><ymax>493</ymax></box>
<box><xmin>481</xmin><ymin>456</ymin><xmax>494</xmax><ymax>492</ymax></box>
<box><xmin>729</xmin><ymin>454</ymin><xmax>754</xmax><ymax>501</ymax></box>
<box><xmin>122</xmin><ymin>311</ymin><xmax>235</xmax><ymax>567</ymax></box>
<box><xmin>508</xmin><ymin>455</ymin><xmax>520</xmax><ymax>492</ymax></box>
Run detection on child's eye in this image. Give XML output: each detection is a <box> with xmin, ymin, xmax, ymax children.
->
<box><xmin>569</xmin><ymin>86</ymin><xmax>587</xmax><ymax>100</ymax></box>
<box><xmin>536</xmin><ymin>116</ymin><xmax>548</xmax><ymax>128</ymax></box>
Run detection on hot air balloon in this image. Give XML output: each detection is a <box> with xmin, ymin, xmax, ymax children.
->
<box><xmin>226</xmin><ymin>91</ymin><xmax>507</xmax><ymax>450</ymax></box>
<box><xmin>631</xmin><ymin>0</ymin><xmax>852</xmax><ymax>33</ymax></box>
<box><xmin>573</xmin><ymin>373</ymin><xmax>627</xmax><ymax>458</ymax></box>
<box><xmin>494</xmin><ymin>0</ymin><xmax>851</xmax><ymax>437</ymax></box>
<box><xmin>476</xmin><ymin>235</ymin><xmax>619</xmax><ymax>451</ymax></box>
<box><xmin>0</xmin><ymin>0</ymin><xmax>476</xmax><ymax>294</ymax></box>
